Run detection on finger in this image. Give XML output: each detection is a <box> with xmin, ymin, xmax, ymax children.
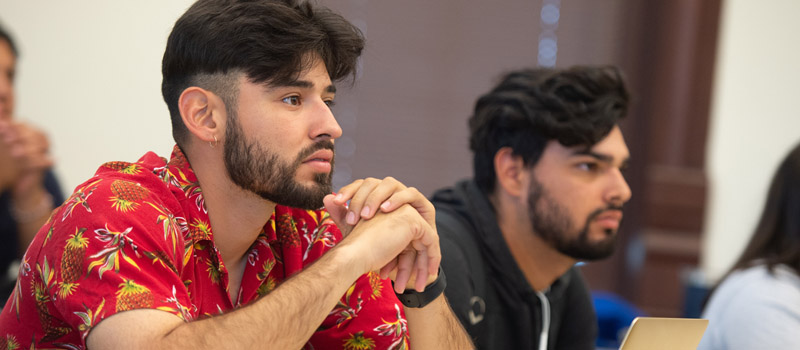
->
<box><xmin>343</xmin><ymin>177</ymin><xmax>381</xmax><ymax>225</ymax></box>
<box><xmin>357</xmin><ymin>177</ymin><xmax>404</xmax><ymax>220</ymax></box>
<box><xmin>323</xmin><ymin>194</ymin><xmax>351</xmax><ymax>236</ymax></box>
<box><xmin>393</xmin><ymin>249</ymin><xmax>416</xmax><ymax>293</ymax></box>
<box><xmin>413</xmin><ymin>249</ymin><xmax>430</xmax><ymax>292</ymax></box>
<box><xmin>332</xmin><ymin>179</ymin><xmax>364</xmax><ymax>205</ymax></box>
<box><xmin>380</xmin><ymin>258</ymin><xmax>398</xmax><ymax>280</ymax></box>
<box><xmin>379</xmin><ymin>187</ymin><xmax>436</xmax><ymax>226</ymax></box>
<box><xmin>1</xmin><ymin>126</ymin><xmax>19</xmax><ymax>143</ymax></box>
<box><xmin>18</xmin><ymin>153</ymin><xmax>53</xmax><ymax>172</ymax></box>
<box><xmin>409</xmin><ymin>221</ymin><xmax>442</xmax><ymax>278</ymax></box>
<box><xmin>12</xmin><ymin>135</ymin><xmax>45</xmax><ymax>161</ymax></box>
<box><xmin>30</xmin><ymin>155</ymin><xmax>54</xmax><ymax>170</ymax></box>
<box><xmin>23</xmin><ymin>127</ymin><xmax>51</xmax><ymax>155</ymax></box>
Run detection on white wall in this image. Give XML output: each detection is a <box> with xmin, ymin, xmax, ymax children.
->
<box><xmin>703</xmin><ymin>0</ymin><xmax>800</xmax><ymax>281</ymax></box>
<box><xmin>0</xmin><ymin>1</ymin><xmax>194</xmax><ymax>191</ymax></box>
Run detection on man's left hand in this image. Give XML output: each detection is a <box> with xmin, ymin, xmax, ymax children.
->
<box><xmin>323</xmin><ymin>177</ymin><xmax>438</xmax><ymax>292</ymax></box>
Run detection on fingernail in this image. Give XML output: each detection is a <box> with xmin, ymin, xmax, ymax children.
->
<box><xmin>380</xmin><ymin>201</ymin><xmax>390</xmax><ymax>210</ymax></box>
<box><xmin>360</xmin><ymin>206</ymin><xmax>370</xmax><ymax>218</ymax></box>
<box><xmin>335</xmin><ymin>193</ymin><xmax>343</xmax><ymax>202</ymax></box>
<box><xmin>346</xmin><ymin>211</ymin><xmax>356</xmax><ymax>225</ymax></box>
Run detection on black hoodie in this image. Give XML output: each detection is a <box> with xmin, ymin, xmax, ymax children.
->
<box><xmin>432</xmin><ymin>179</ymin><xmax>597</xmax><ymax>350</ymax></box>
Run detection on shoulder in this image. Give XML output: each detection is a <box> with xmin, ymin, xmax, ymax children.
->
<box><xmin>712</xmin><ymin>265</ymin><xmax>800</xmax><ymax>307</ymax></box>
<box><xmin>701</xmin><ymin>265</ymin><xmax>800</xmax><ymax>349</ymax></box>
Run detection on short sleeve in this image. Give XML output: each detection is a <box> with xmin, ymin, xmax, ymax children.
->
<box><xmin>32</xmin><ymin>175</ymin><xmax>193</xmax><ymax>343</ymax></box>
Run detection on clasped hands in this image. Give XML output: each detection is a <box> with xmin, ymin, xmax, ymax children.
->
<box><xmin>0</xmin><ymin>119</ymin><xmax>53</xmax><ymax>196</ymax></box>
<box><xmin>323</xmin><ymin>177</ymin><xmax>439</xmax><ymax>294</ymax></box>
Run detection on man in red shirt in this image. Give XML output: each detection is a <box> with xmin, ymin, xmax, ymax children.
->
<box><xmin>0</xmin><ymin>1</ymin><xmax>472</xmax><ymax>349</ymax></box>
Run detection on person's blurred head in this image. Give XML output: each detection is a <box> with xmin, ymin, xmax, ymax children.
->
<box><xmin>469</xmin><ymin>66</ymin><xmax>631</xmax><ymax>260</ymax></box>
<box><xmin>0</xmin><ymin>22</ymin><xmax>18</xmax><ymax>121</ymax></box>
<box><xmin>732</xmin><ymin>142</ymin><xmax>800</xmax><ymax>274</ymax></box>
<box><xmin>469</xmin><ymin>66</ymin><xmax>630</xmax><ymax>194</ymax></box>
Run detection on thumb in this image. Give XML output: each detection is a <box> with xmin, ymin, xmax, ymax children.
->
<box><xmin>324</xmin><ymin>193</ymin><xmax>352</xmax><ymax>236</ymax></box>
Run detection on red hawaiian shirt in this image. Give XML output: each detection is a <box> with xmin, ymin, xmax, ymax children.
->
<box><xmin>0</xmin><ymin>146</ymin><xmax>409</xmax><ymax>350</ymax></box>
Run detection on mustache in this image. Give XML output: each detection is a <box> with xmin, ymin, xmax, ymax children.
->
<box><xmin>295</xmin><ymin>140</ymin><xmax>335</xmax><ymax>163</ymax></box>
<box><xmin>587</xmin><ymin>204</ymin><xmax>624</xmax><ymax>221</ymax></box>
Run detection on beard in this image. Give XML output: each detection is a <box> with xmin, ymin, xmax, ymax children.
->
<box><xmin>223</xmin><ymin>115</ymin><xmax>334</xmax><ymax>210</ymax></box>
<box><xmin>526</xmin><ymin>176</ymin><xmax>621</xmax><ymax>261</ymax></box>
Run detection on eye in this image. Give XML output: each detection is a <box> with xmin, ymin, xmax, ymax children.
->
<box><xmin>577</xmin><ymin>162</ymin><xmax>599</xmax><ymax>172</ymax></box>
<box><xmin>324</xmin><ymin>99</ymin><xmax>336</xmax><ymax>108</ymax></box>
<box><xmin>282</xmin><ymin>96</ymin><xmax>301</xmax><ymax>106</ymax></box>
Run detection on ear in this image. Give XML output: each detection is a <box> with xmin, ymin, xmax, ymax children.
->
<box><xmin>493</xmin><ymin>147</ymin><xmax>528</xmax><ymax>198</ymax></box>
<box><xmin>178</xmin><ymin>87</ymin><xmax>225</xmax><ymax>144</ymax></box>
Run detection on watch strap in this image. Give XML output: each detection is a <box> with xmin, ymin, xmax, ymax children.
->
<box><xmin>394</xmin><ymin>266</ymin><xmax>447</xmax><ymax>308</ymax></box>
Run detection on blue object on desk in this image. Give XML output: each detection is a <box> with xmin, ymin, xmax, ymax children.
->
<box><xmin>593</xmin><ymin>291</ymin><xmax>645</xmax><ymax>349</ymax></box>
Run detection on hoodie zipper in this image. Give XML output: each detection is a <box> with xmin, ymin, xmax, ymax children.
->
<box><xmin>535</xmin><ymin>290</ymin><xmax>551</xmax><ymax>350</ymax></box>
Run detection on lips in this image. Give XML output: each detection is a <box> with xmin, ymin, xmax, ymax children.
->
<box><xmin>595</xmin><ymin>210</ymin><xmax>623</xmax><ymax>222</ymax></box>
<box><xmin>302</xmin><ymin>149</ymin><xmax>333</xmax><ymax>164</ymax></box>
<box><xmin>593</xmin><ymin>210</ymin><xmax>623</xmax><ymax>230</ymax></box>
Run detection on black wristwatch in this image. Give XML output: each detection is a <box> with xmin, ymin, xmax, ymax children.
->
<box><xmin>394</xmin><ymin>267</ymin><xmax>446</xmax><ymax>308</ymax></box>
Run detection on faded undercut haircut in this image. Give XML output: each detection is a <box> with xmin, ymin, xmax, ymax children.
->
<box><xmin>469</xmin><ymin>66</ymin><xmax>630</xmax><ymax>194</ymax></box>
<box><xmin>161</xmin><ymin>0</ymin><xmax>365</xmax><ymax>146</ymax></box>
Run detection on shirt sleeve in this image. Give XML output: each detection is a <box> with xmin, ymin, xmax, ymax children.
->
<box><xmin>39</xmin><ymin>175</ymin><xmax>193</xmax><ymax>342</ymax></box>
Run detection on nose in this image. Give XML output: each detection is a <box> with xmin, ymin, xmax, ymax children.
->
<box><xmin>605</xmin><ymin>168</ymin><xmax>632</xmax><ymax>206</ymax></box>
<box><xmin>310</xmin><ymin>99</ymin><xmax>342</xmax><ymax>142</ymax></box>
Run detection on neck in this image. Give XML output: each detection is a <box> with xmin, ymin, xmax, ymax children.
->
<box><xmin>185</xmin><ymin>145</ymin><xmax>275</xmax><ymax>268</ymax></box>
<box><xmin>490</xmin><ymin>192</ymin><xmax>576</xmax><ymax>292</ymax></box>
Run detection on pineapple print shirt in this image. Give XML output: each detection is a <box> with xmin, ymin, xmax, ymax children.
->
<box><xmin>0</xmin><ymin>146</ymin><xmax>410</xmax><ymax>350</ymax></box>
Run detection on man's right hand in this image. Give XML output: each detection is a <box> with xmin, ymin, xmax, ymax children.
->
<box><xmin>331</xmin><ymin>202</ymin><xmax>441</xmax><ymax>293</ymax></box>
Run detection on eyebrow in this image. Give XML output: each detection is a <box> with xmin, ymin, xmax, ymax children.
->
<box><xmin>278</xmin><ymin>80</ymin><xmax>337</xmax><ymax>93</ymax></box>
<box><xmin>573</xmin><ymin>149</ymin><xmax>630</xmax><ymax>168</ymax></box>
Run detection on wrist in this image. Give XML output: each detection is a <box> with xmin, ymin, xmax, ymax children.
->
<box><xmin>326</xmin><ymin>242</ymin><xmax>371</xmax><ymax>282</ymax></box>
<box><xmin>394</xmin><ymin>266</ymin><xmax>446</xmax><ymax>308</ymax></box>
<box><xmin>12</xmin><ymin>191</ymin><xmax>53</xmax><ymax>224</ymax></box>
<box><xmin>12</xmin><ymin>183</ymin><xmax>48</xmax><ymax>206</ymax></box>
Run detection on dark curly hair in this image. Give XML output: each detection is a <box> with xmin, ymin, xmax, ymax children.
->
<box><xmin>469</xmin><ymin>66</ymin><xmax>630</xmax><ymax>194</ymax></box>
<box><xmin>162</xmin><ymin>0</ymin><xmax>365</xmax><ymax>146</ymax></box>
<box><xmin>0</xmin><ymin>21</ymin><xmax>18</xmax><ymax>58</ymax></box>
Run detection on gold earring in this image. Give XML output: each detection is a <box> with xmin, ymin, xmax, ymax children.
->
<box><xmin>209</xmin><ymin>135</ymin><xmax>219</xmax><ymax>148</ymax></box>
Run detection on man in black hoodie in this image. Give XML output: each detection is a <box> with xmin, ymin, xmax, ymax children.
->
<box><xmin>432</xmin><ymin>66</ymin><xmax>631</xmax><ymax>349</ymax></box>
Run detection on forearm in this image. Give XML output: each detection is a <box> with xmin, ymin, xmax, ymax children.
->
<box><xmin>12</xmin><ymin>186</ymin><xmax>52</xmax><ymax>253</ymax></box>
<box><xmin>90</xmin><ymin>244</ymin><xmax>365</xmax><ymax>349</ymax></box>
<box><xmin>405</xmin><ymin>295</ymin><xmax>474</xmax><ymax>349</ymax></box>
<box><xmin>174</xmin><ymin>246</ymin><xmax>363</xmax><ymax>348</ymax></box>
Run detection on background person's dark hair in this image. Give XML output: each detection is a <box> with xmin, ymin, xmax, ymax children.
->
<box><xmin>468</xmin><ymin>66</ymin><xmax>630</xmax><ymax>194</ymax></box>
<box><xmin>703</xmin><ymin>142</ymin><xmax>800</xmax><ymax>308</ymax></box>
<box><xmin>725</xmin><ymin>142</ymin><xmax>800</xmax><ymax>276</ymax></box>
<box><xmin>161</xmin><ymin>0</ymin><xmax>365</xmax><ymax>146</ymax></box>
<box><xmin>0</xmin><ymin>21</ymin><xmax>19</xmax><ymax>58</ymax></box>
